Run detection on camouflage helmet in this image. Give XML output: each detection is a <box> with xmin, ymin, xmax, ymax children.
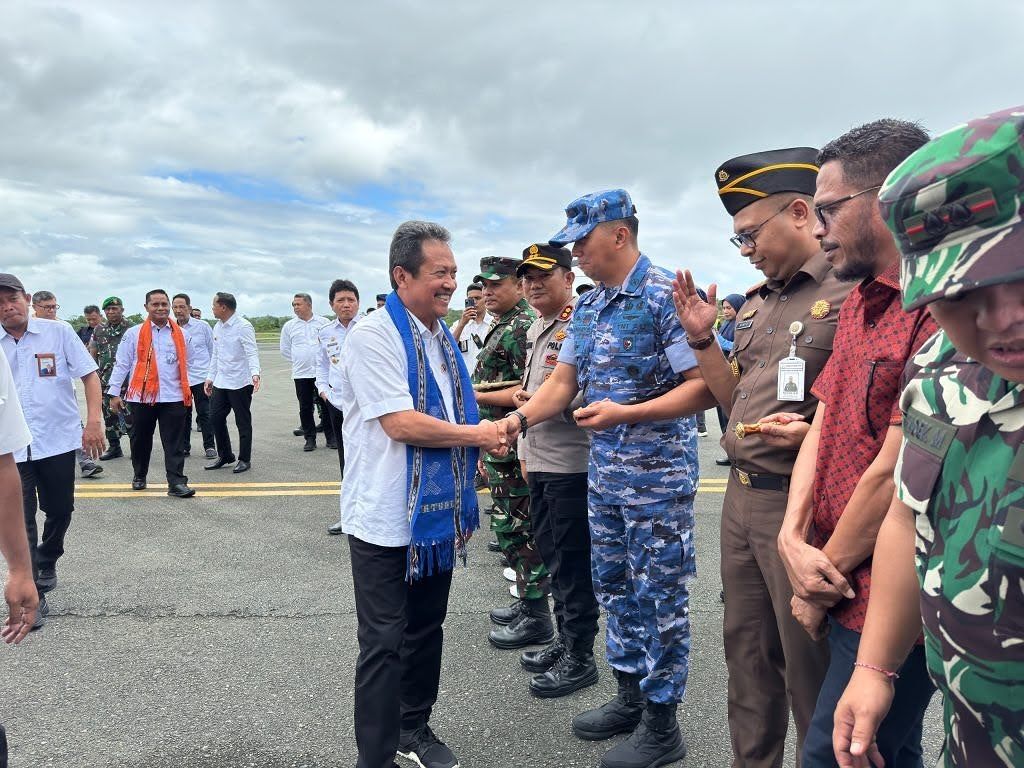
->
<box><xmin>879</xmin><ymin>105</ymin><xmax>1024</xmax><ymax>311</ymax></box>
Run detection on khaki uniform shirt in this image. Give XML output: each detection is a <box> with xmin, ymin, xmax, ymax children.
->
<box><xmin>518</xmin><ymin>298</ymin><xmax>589</xmax><ymax>475</ymax></box>
<box><xmin>723</xmin><ymin>250</ymin><xmax>853</xmax><ymax>476</ymax></box>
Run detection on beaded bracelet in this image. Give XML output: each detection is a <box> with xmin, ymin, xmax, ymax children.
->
<box><xmin>854</xmin><ymin>661</ymin><xmax>900</xmax><ymax>680</ymax></box>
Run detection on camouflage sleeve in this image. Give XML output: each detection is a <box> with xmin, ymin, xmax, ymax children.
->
<box><xmin>508</xmin><ymin>317</ymin><xmax>531</xmax><ymax>379</ymax></box>
<box><xmin>891</xmin><ymin>310</ymin><xmax>941</xmax><ymax>425</ymax></box>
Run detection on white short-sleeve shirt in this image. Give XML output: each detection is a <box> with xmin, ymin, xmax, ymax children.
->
<box><xmin>0</xmin><ymin>318</ymin><xmax>99</xmax><ymax>462</ymax></box>
<box><xmin>338</xmin><ymin>307</ymin><xmax>457</xmax><ymax>547</ymax></box>
<box><xmin>0</xmin><ymin>351</ymin><xmax>32</xmax><ymax>456</ymax></box>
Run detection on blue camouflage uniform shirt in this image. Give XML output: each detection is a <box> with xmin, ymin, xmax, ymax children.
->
<box><xmin>558</xmin><ymin>253</ymin><xmax>700</xmax><ymax>505</ymax></box>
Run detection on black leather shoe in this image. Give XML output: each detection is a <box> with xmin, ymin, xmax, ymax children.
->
<box><xmin>521</xmin><ymin>638</ymin><xmax>565</xmax><ymax>672</ymax></box>
<box><xmin>303</xmin><ymin>439</ymin><xmax>316</xmax><ymax>452</ymax></box>
<box><xmin>489</xmin><ymin>602</ymin><xmax>554</xmax><ymax>649</ymax></box>
<box><xmin>205</xmin><ymin>455</ymin><xmax>235</xmax><ymax>470</ymax></box>
<box><xmin>326</xmin><ymin>439</ymin><xmax>338</xmax><ymax>449</ymax></box>
<box><xmin>292</xmin><ymin>428</ymin><xmax>304</xmax><ymax>436</ymax></box>
<box><xmin>487</xmin><ymin>541</ymin><xmax>502</xmax><ymax>553</ymax></box>
<box><xmin>327</xmin><ymin>521</ymin><xmax>344</xmax><ymax>535</ymax></box>
<box><xmin>131</xmin><ymin>477</ymin><xmax>146</xmax><ymax>490</ymax></box>
<box><xmin>99</xmin><ymin>444</ymin><xmax>123</xmax><ymax>461</ymax></box>
<box><xmin>167</xmin><ymin>483</ymin><xmax>196</xmax><ymax>498</ymax></box>
<box><xmin>36</xmin><ymin>566</ymin><xmax>57</xmax><ymax>593</ymax></box>
<box><xmin>490</xmin><ymin>600</ymin><xmax>525</xmax><ymax>626</ymax></box>
<box><xmin>715</xmin><ymin>455</ymin><xmax>731</xmax><ymax>466</ymax></box>
<box><xmin>232</xmin><ymin>460</ymin><xmax>251</xmax><ymax>474</ymax></box>
<box><xmin>530</xmin><ymin>651</ymin><xmax>599</xmax><ymax>698</ymax></box>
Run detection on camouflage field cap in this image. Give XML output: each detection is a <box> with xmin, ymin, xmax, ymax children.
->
<box><xmin>549</xmin><ymin>189</ymin><xmax>636</xmax><ymax>246</ymax></box>
<box><xmin>879</xmin><ymin>105</ymin><xmax>1024</xmax><ymax>311</ymax></box>
<box><xmin>476</xmin><ymin>256</ymin><xmax>521</xmax><ymax>281</ymax></box>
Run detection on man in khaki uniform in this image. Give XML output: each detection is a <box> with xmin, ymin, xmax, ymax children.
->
<box><xmin>512</xmin><ymin>243</ymin><xmax>599</xmax><ymax>699</ymax></box>
<box><xmin>673</xmin><ymin>148</ymin><xmax>852</xmax><ymax>767</ymax></box>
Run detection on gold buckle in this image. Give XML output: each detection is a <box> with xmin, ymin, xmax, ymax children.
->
<box><xmin>735</xmin><ymin>467</ymin><xmax>751</xmax><ymax>487</ymax></box>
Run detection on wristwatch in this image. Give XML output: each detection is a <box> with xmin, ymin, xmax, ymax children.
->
<box><xmin>510</xmin><ymin>409</ymin><xmax>529</xmax><ymax>434</ymax></box>
<box><xmin>687</xmin><ymin>334</ymin><xmax>716</xmax><ymax>351</ymax></box>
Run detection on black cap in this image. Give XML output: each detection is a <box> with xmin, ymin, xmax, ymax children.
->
<box><xmin>715</xmin><ymin>147</ymin><xmax>820</xmax><ymax>216</ymax></box>
<box><xmin>516</xmin><ymin>243</ymin><xmax>572</xmax><ymax>276</ymax></box>
<box><xmin>0</xmin><ymin>273</ymin><xmax>25</xmax><ymax>293</ymax></box>
<box><xmin>375</xmin><ymin>293</ymin><xmax>387</xmax><ymax>302</ymax></box>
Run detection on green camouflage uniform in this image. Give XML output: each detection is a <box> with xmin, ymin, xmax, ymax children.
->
<box><xmin>90</xmin><ymin>319</ymin><xmax>132</xmax><ymax>442</ymax></box>
<box><xmin>880</xmin><ymin>104</ymin><xmax>1024</xmax><ymax>767</ymax></box>
<box><xmin>473</xmin><ymin>297</ymin><xmax>548</xmax><ymax>599</ymax></box>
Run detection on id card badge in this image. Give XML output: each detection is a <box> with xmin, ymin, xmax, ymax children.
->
<box><xmin>777</xmin><ymin>357</ymin><xmax>806</xmax><ymax>401</ymax></box>
<box><xmin>36</xmin><ymin>353</ymin><xmax>57</xmax><ymax>377</ymax></box>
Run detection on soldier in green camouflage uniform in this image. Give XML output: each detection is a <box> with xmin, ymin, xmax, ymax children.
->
<box><xmin>472</xmin><ymin>256</ymin><xmax>553</xmax><ymax>649</ymax></box>
<box><xmin>833</xmin><ymin>105</ymin><xmax>1024</xmax><ymax>768</ymax></box>
<box><xmin>89</xmin><ymin>296</ymin><xmax>132</xmax><ymax>460</ymax></box>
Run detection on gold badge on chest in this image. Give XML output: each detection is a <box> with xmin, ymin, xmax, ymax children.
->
<box><xmin>810</xmin><ymin>300</ymin><xmax>831</xmax><ymax>319</ymax></box>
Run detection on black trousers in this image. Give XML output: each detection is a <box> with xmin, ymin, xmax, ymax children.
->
<box><xmin>349</xmin><ymin>535</ymin><xmax>453</xmax><ymax>768</ymax></box>
<box><xmin>183</xmin><ymin>383</ymin><xmax>215</xmax><ymax>452</ymax></box>
<box><xmin>528</xmin><ymin>471</ymin><xmax>599</xmax><ymax>655</ymax></box>
<box><xmin>129</xmin><ymin>401</ymin><xmax>188</xmax><ymax>485</ymax></box>
<box><xmin>18</xmin><ymin>449</ymin><xmax>76</xmax><ymax>595</ymax></box>
<box><xmin>209</xmin><ymin>385</ymin><xmax>253</xmax><ymax>462</ymax></box>
<box><xmin>324</xmin><ymin>399</ymin><xmax>345</xmax><ymax>478</ymax></box>
<box><xmin>295</xmin><ymin>378</ymin><xmax>334</xmax><ymax>442</ymax></box>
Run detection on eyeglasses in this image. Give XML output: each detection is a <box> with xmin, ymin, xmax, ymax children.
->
<box><xmin>814</xmin><ymin>185</ymin><xmax>881</xmax><ymax>228</ymax></box>
<box><xmin>33</xmin><ymin>303</ymin><xmax>59</xmax><ymax>311</ymax></box>
<box><xmin>729</xmin><ymin>202</ymin><xmax>792</xmax><ymax>249</ymax></box>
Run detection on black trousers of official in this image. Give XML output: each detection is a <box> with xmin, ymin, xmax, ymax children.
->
<box><xmin>324</xmin><ymin>399</ymin><xmax>345</xmax><ymax>478</ymax></box>
<box><xmin>349</xmin><ymin>535</ymin><xmax>453</xmax><ymax>768</ymax></box>
<box><xmin>294</xmin><ymin>378</ymin><xmax>334</xmax><ymax>442</ymax></box>
<box><xmin>209</xmin><ymin>385</ymin><xmax>253</xmax><ymax>462</ymax></box>
<box><xmin>529</xmin><ymin>471</ymin><xmax>599</xmax><ymax>655</ymax></box>
<box><xmin>18</xmin><ymin>449</ymin><xmax>76</xmax><ymax>596</ymax></box>
<box><xmin>130</xmin><ymin>401</ymin><xmax>188</xmax><ymax>486</ymax></box>
<box><xmin>182</xmin><ymin>383</ymin><xmax>215</xmax><ymax>452</ymax></box>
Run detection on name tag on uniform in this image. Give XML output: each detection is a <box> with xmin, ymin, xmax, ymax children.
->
<box><xmin>777</xmin><ymin>357</ymin><xmax>805</xmax><ymax>401</ymax></box>
<box><xmin>36</xmin><ymin>353</ymin><xmax>57</xmax><ymax>377</ymax></box>
<box><xmin>736</xmin><ymin>320</ymin><xmax>754</xmax><ymax>331</ymax></box>
<box><xmin>903</xmin><ymin>407</ymin><xmax>956</xmax><ymax>459</ymax></box>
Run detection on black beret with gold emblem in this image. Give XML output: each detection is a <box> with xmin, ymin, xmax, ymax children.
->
<box><xmin>516</xmin><ymin>243</ymin><xmax>572</xmax><ymax>276</ymax></box>
<box><xmin>715</xmin><ymin>147</ymin><xmax>820</xmax><ymax>216</ymax></box>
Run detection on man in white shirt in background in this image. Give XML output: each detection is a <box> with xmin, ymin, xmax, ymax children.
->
<box><xmin>172</xmin><ymin>293</ymin><xmax>216</xmax><ymax>460</ymax></box>
<box><xmin>316</xmin><ymin>279</ymin><xmax>360</xmax><ymax>536</ymax></box>
<box><xmin>450</xmin><ymin>281</ymin><xmax>489</xmax><ymax>374</ymax></box>
<box><xmin>0</xmin><ymin>273</ymin><xmax>104</xmax><ymax>624</ymax></box>
<box><xmin>280</xmin><ymin>292</ymin><xmax>332</xmax><ymax>452</ymax></box>
<box><xmin>204</xmin><ymin>292</ymin><xmax>260</xmax><ymax>474</ymax></box>
<box><xmin>0</xmin><ymin>347</ymin><xmax>40</xmax><ymax>766</ymax></box>
<box><xmin>107</xmin><ymin>290</ymin><xmax>195</xmax><ymax>498</ymax></box>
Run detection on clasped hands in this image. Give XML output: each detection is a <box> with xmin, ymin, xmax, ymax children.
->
<box><xmin>780</xmin><ymin>537</ymin><xmax>856</xmax><ymax>640</ymax></box>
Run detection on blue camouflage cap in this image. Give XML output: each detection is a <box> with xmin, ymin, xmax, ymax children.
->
<box><xmin>549</xmin><ymin>189</ymin><xmax>637</xmax><ymax>246</ymax></box>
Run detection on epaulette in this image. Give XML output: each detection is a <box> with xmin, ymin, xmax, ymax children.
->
<box><xmin>557</xmin><ymin>304</ymin><xmax>573</xmax><ymax>322</ymax></box>
<box><xmin>745</xmin><ymin>280</ymin><xmax>767</xmax><ymax>298</ymax></box>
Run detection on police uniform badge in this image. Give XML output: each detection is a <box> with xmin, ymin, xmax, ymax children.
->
<box><xmin>544</xmin><ymin>352</ymin><xmax>558</xmax><ymax>366</ymax></box>
<box><xmin>558</xmin><ymin>305</ymin><xmax>573</xmax><ymax>322</ymax></box>
<box><xmin>554</xmin><ymin>329</ymin><xmax>567</xmax><ymax>342</ymax></box>
<box><xmin>718</xmin><ymin>169</ymin><xmax>729</xmax><ymax>182</ymax></box>
<box><xmin>810</xmin><ymin>300</ymin><xmax>831</xmax><ymax>319</ymax></box>
<box><xmin>741</xmin><ymin>309</ymin><xmax>757</xmax><ymax>320</ymax></box>
<box><xmin>528</xmin><ymin>244</ymin><xmax>540</xmax><ymax>256</ymax></box>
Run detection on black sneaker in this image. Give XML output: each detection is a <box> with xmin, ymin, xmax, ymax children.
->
<box><xmin>397</xmin><ymin>724</ymin><xmax>459</xmax><ymax>768</ymax></box>
<box><xmin>37</xmin><ymin>566</ymin><xmax>57</xmax><ymax>593</ymax></box>
<box><xmin>31</xmin><ymin>593</ymin><xmax>49</xmax><ymax>631</ymax></box>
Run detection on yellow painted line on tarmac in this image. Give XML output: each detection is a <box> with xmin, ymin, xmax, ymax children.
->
<box><xmin>76</xmin><ymin>481</ymin><xmax>340</xmax><ymax>490</ymax></box>
<box><xmin>76</xmin><ymin>489</ymin><xmax>339</xmax><ymax>499</ymax></box>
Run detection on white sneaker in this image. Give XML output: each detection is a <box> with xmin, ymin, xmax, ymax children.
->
<box><xmin>502</xmin><ymin>567</ymin><xmax>516</xmax><ymax>583</ymax></box>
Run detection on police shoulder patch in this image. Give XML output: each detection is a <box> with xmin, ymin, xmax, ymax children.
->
<box><xmin>558</xmin><ymin>304</ymin><xmax>573</xmax><ymax>322</ymax></box>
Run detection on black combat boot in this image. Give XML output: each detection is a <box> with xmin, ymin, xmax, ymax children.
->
<box><xmin>572</xmin><ymin>670</ymin><xmax>644</xmax><ymax>741</ymax></box>
<box><xmin>99</xmin><ymin>442</ymin><xmax>123</xmax><ymax>461</ymax></box>
<box><xmin>488</xmin><ymin>598</ymin><xmax>553</xmax><ymax>649</ymax></box>
<box><xmin>489</xmin><ymin>600</ymin><xmax>525</xmax><ymax>626</ymax></box>
<box><xmin>529</xmin><ymin>648</ymin><xmax>599</xmax><ymax>698</ymax></box>
<box><xmin>520</xmin><ymin>637</ymin><xmax>565</xmax><ymax>672</ymax></box>
<box><xmin>599</xmin><ymin>701</ymin><xmax>687</xmax><ymax>768</ymax></box>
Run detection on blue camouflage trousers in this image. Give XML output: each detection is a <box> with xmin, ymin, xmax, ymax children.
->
<box><xmin>589</xmin><ymin>494</ymin><xmax>696</xmax><ymax>704</ymax></box>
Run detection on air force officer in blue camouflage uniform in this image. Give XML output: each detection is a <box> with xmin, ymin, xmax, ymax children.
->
<box><xmin>499</xmin><ymin>190</ymin><xmax>716</xmax><ymax>768</ymax></box>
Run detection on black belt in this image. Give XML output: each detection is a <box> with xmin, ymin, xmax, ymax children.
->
<box><xmin>731</xmin><ymin>465</ymin><xmax>790</xmax><ymax>493</ymax></box>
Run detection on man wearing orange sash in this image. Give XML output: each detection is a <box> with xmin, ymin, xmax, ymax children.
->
<box><xmin>108</xmin><ymin>289</ymin><xmax>196</xmax><ymax>498</ymax></box>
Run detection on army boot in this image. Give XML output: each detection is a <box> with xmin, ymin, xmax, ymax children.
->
<box><xmin>489</xmin><ymin>599</ymin><xmax>525</xmax><ymax>626</ymax></box>
<box><xmin>529</xmin><ymin>647</ymin><xmax>599</xmax><ymax>698</ymax></box>
<box><xmin>488</xmin><ymin>597</ymin><xmax>553</xmax><ymax>649</ymax></box>
<box><xmin>599</xmin><ymin>701</ymin><xmax>686</xmax><ymax>768</ymax></box>
<box><xmin>520</xmin><ymin>636</ymin><xmax>565</xmax><ymax>672</ymax></box>
<box><xmin>572</xmin><ymin>669</ymin><xmax>644</xmax><ymax>741</ymax></box>
<box><xmin>99</xmin><ymin>441</ymin><xmax>123</xmax><ymax>461</ymax></box>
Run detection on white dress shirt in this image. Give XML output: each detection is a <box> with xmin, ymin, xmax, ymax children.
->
<box><xmin>178</xmin><ymin>317</ymin><xmax>214</xmax><ymax>387</ymax></box>
<box><xmin>0</xmin><ymin>350</ymin><xmax>32</xmax><ymax>456</ymax></box>
<box><xmin>107</xmin><ymin>322</ymin><xmax>187</xmax><ymax>403</ymax></box>
<box><xmin>315</xmin><ymin>316</ymin><xmax>359</xmax><ymax>409</ymax></box>
<box><xmin>207</xmin><ymin>313</ymin><xmax>260</xmax><ymax>389</ymax></box>
<box><xmin>280</xmin><ymin>315</ymin><xmax>329</xmax><ymax>380</ymax></box>
<box><xmin>339</xmin><ymin>308</ymin><xmax>457</xmax><ymax>547</ymax></box>
<box><xmin>0</xmin><ymin>318</ymin><xmax>98</xmax><ymax>462</ymax></box>
<box><xmin>458</xmin><ymin>317</ymin><xmax>491</xmax><ymax>375</ymax></box>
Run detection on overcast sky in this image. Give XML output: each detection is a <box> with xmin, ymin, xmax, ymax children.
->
<box><xmin>1</xmin><ymin>1</ymin><xmax>1018</xmax><ymax>320</ymax></box>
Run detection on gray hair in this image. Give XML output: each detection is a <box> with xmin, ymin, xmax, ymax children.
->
<box><xmin>293</xmin><ymin>292</ymin><xmax>312</xmax><ymax>306</ymax></box>
<box><xmin>818</xmin><ymin>119</ymin><xmax>929</xmax><ymax>187</ymax></box>
<box><xmin>388</xmin><ymin>220</ymin><xmax>451</xmax><ymax>289</ymax></box>
<box><xmin>32</xmin><ymin>290</ymin><xmax>55</xmax><ymax>303</ymax></box>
